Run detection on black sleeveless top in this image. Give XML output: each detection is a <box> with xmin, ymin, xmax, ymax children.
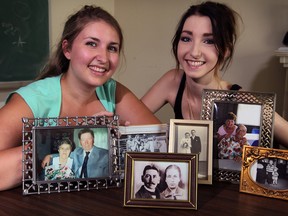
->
<box><xmin>174</xmin><ymin>74</ymin><xmax>242</xmax><ymax>119</ymax></box>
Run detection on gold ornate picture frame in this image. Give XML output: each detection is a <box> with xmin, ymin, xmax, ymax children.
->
<box><xmin>240</xmin><ymin>145</ymin><xmax>288</xmax><ymax>201</ymax></box>
<box><xmin>123</xmin><ymin>152</ymin><xmax>198</xmax><ymax>210</ymax></box>
<box><xmin>22</xmin><ymin>116</ymin><xmax>122</xmax><ymax>195</ymax></box>
<box><xmin>201</xmin><ymin>89</ymin><xmax>275</xmax><ymax>183</ymax></box>
<box><xmin>168</xmin><ymin>119</ymin><xmax>213</xmax><ymax>184</ymax></box>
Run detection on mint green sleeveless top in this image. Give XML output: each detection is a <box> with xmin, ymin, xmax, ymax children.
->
<box><xmin>8</xmin><ymin>75</ymin><xmax>116</xmax><ymax>118</ymax></box>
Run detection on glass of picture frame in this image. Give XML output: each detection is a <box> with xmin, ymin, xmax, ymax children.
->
<box><xmin>201</xmin><ymin>89</ymin><xmax>275</xmax><ymax>183</ymax></box>
<box><xmin>22</xmin><ymin>116</ymin><xmax>122</xmax><ymax>195</ymax></box>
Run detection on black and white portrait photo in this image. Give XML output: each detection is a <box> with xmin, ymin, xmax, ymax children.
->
<box><xmin>133</xmin><ymin>161</ymin><xmax>189</xmax><ymax>201</ymax></box>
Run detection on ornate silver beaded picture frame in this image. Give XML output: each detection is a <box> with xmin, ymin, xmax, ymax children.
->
<box><xmin>22</xmin><ymin>116</ymin><xmax>122</xmax><ymax>195</ymax></box>
<box><xmin>201</xmin><ymin>89</ymin><xmax>275</xmax><ymax>183</ymax></box>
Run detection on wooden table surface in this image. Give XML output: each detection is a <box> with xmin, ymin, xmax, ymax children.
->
<box><xmin>0</xmin><ymin>181</ymin><xmax>287</xmax><ymax>216</ymax></box>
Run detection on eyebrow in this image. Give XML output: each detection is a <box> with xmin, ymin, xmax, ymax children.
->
<box><xmin>181</xmin><ymin>30</ymin><xmax>213</xmax><ymax>37</ymax></box>
<box><xmin>88</xmin><ymin>37</ymin><xmax>120</xmax><ymax>46</ymax></box>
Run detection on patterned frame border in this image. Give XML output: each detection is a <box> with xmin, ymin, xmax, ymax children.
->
<box><xmin>22</xmin><ymin>116</ymin><xmax>122</xmax><ymax>195</ymax></box>
<box><xmin>201</xmin><ymin>89</ymin><xmax>276</xmax><ymax>183</ymax></box>
<box><xmin>240</xmin><ymin>145</ymin><xmax>288</xmax><ymax>201</ymax></box>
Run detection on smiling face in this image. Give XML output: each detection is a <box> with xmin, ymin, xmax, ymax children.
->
<box><xmin>63</xmin><ymin>20</ymin><xmax>120</xmax><ymax>87</ymax></box>
<box><xmin>225</xmin><ymin>119</ymin><xmax>235</xmax><ymax>128</ymax></box>
<box><xmin>235</xmin><ymin>125</ymin><xmax>247</xmax><ymax>139</ymax></box>
<box><xmin>58</xmin><ymin>143</ymin><xmax>72</xmax><ymax>160</ymax></box>
<box><xmin>79</xmin><ymin>132</ymin><xmax>94</xmax><ymax>152</ymax></box>
<box><xmin>177</xmin><ymin>15</ymin><xmax>218</xmax><ymax>83</ymax></box>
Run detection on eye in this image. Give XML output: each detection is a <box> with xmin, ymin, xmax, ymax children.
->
<box><xmin>108</xmin><ymin>45</ymin><xmax>119</xmax><ymax>53</ymax></box>
<box><xmin>180</xmin><ymin>36</ymin><xmax>191</xmax><ymax>43</ymax></box>
<box><xmin>86</xmin><ymin>41</ymin><xmax>97</xmax><ymax>47</ymax></box>
<box><xmin>203</xmin><ymin>38</ymin><xmax>215</xmax><ymax>45</ymax></box>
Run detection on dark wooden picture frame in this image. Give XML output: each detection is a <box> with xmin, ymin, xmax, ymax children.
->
<box><xmin>124</xmin><ymin>152</ymin><xmax>198</xmax><ymax>210</ymax></box>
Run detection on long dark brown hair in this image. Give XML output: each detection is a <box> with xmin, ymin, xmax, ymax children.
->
<box><xmin>172</xmin><ymin>1</ymin><xmax>242</xmax><ymax>72</ymax></box>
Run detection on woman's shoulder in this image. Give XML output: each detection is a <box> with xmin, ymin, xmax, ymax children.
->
<box><xmin>162</xmin><ymin>69</ymin><xmax>184</xmax><ymax>83</ymax></box>
<box><xmin>17</xmin><ymin>75</ymin><xmax>61</xmax><ymax>95</ymax></box>
<box><xmin>153</xmin><ymin>69</ymin><xmax>184</xmax><ymax>96</ymax></box>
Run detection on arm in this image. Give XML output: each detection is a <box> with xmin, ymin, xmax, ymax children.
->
<box><xmin>0</xmin><ymin>94</ymin><xmax>34</xmax><ymax>191</ymax></box>
<box><xmin>141</xmin><ymin>69</ymin><xmax>182</xmax><ymax>113</ymax></box>
<box><xmin>273</xmin><ymin>112</ymin><xmax>288</xmax><ymax>148</ymax></box>
<box><xmin>41</xmin><ymin>154</ymin><xmax>58</xmax><ymax>168</ymax></box>
<box><xmin>115</xmin><ymin>82</ymin><xmax>161</xmax><ymax>125</ymax></box>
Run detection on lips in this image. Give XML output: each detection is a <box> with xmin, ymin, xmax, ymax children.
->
<box><xmin>186</xmin><ymin>60</ymin><xmax>205</xmax><ymax>67</ymax></box>
<box><xmin>89</xmin><ymin>65</ymin><xmax>107</xmax><ymax>73</ymax></box>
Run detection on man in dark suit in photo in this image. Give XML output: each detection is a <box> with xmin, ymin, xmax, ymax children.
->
<box><xmin>72</xmin><ymin>128</ymin><xmax>108</xmax><ymax>178</ymax></box>
<box><xmin>190</xmin><ymin>129</ymin><xmax>201</xmax><ymax>154</ymax></box>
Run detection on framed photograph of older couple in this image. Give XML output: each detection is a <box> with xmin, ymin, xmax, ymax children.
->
<box><xmin>168</xmin><ymin>119</ymin><xmax>213</xmax><ymax>184</ymax></box>
<box><xmin>201</xmin><ymin>89</ymin><xmax>276</xmax><ymax>183</ymax></box>
<box><xmin>123</xmin><ymin>152</ymin><xmax>198</xmax><ymax>210</ymax></box>
<box><xmin>240</xmin><ymin>145</ymin><xmax>288</xmax><ymax>201</ymax></box>
<box><xmin>22</xmin><ymin>116</ymin><xmax>121</xmax><ymax>195</ymax></box>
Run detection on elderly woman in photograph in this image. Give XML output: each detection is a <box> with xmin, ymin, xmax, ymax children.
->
<box><xmin>45</xmin><ymin>138</ymin><xmax>75</xmax><ymax>180</ymax></box>
<box><xmin>217</xmin><ymin>124</ymin><xmax>249</xmax><ymax>160</ymax></box>
<box><xmin>160</xmin><ymin>164</ymin><xmax>187</xmax><ymax>200</ymax></box>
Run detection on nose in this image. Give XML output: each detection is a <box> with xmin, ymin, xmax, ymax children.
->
<box><xmin>96</xmin><ymin>47</ymin><xmax>108</xmax><ymax>63</ymax></box>
<box><xmin>190</xmin><ymin>42</ymin><xmax>201</xmax><ymax>59</ymax></box>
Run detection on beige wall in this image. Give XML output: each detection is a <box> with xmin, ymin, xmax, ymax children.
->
<box><xmin>1</xmin><ymin>0</ymin><xmax>288</xmax><ymax>124</ymax></box>
<box><xmin>49</xmin><ymin>0</ymin><xmax>114</xmax><ymax>52</ymax></box>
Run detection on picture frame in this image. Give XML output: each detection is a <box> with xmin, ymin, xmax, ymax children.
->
<box><xmin>123</xmin><ymin>152</ymin><xmax>198</xmax><ymax>210</ymax></box>
<box><xmin>168</xmin><ymin>119</ymin><xmax>213</xmax><ymax>184</ymax></box>
<box><xmin>118</xmin><ymin>124</ymin><xmax>168</xmax><ymax>176</ymax></box>
<box><xmin>22</xmin><ymin>116</ymin><xmax>122</xmax><ymax>195</ymax></box>
<box><xmin>201</xmin><ymin>89</ymin><xmax>276</xmax><ymax>183</ymax></box>
<box><xmin>240</xmin><ymin>145</ymin><xmax>288</xmax><ymax>201</ymax></box>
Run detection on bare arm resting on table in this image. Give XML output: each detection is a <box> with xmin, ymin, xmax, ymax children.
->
<box><xmin>115</xmin><ymin>81</ymin><xmax>161</xmax><ymax>125</ymax></box>
<box><xmin>0</xmin><ymin>94</ymin><xmax>33</xmax><ymax>191</ymax></box>
<box><xmin>141</xmin><ymin>69</ymin><xmax>182</xmax><ymax>114</ymax></box>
